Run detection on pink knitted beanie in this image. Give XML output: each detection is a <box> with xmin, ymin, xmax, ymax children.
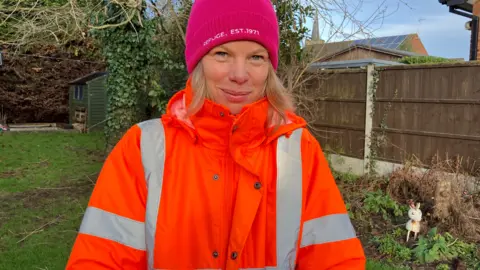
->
<box><xmin>184</xmin><ymin>0</ymin><xmax>280</xmax><ymax>74</ymax></box>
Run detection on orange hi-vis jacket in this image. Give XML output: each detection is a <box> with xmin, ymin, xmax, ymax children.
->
<box><xmin>66</xmin><ymin>79</ymin><xmax>366</xmax><ymax>270</ymax></box>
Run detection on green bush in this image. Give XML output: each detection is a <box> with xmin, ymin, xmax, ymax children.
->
<box><xmin>413</xmin><ymin>227</ymin><xmax>480</xmax><ymax>268</ymax></box>
<box><xmin>363</xmin><ymin>190</ymin><xmax>408</xmax><ymax>220</ymax></box>
<box><xmin>398</xmin><ymin>56</ymin><xmax>460</xmax><ymax>65</ymax></box>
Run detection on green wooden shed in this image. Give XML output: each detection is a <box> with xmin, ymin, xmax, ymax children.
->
<box><xmin>68</xmin><ymin>71</ymin><xmax>108</xmax><ymax>132</ymax></box>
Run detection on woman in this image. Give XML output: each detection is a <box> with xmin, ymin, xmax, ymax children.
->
<box><xmin>66</xmin><ymin>0</ymin><xmax>366</xmax><ymax>269</ymax></box>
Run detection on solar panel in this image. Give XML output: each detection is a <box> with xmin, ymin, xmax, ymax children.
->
<box><xmin>390</xmin><ymin>35</ymin><xmax>401</xmax><ymax>44</ymax></box>
<box><xmin>351</xmin><ymin>34</ymin><xmax>409</xmax><ymax>50</ymax></box>
<box><xmin>372</xmin><ymin>38</ymin><xmax>382</xmax><ymax>45</ymax></box>
<box><xmin>390</xmin><ymin>35</ymin><xmax>408</xmax><ymax>48</ymax></box>
<box><xmin>386</xmin><ymin>43</ymin><xmax>399</xmax><ymax>49</ymax></box>
<box><xmin>353</xmin><ymin>39</ymin><xmax>367</xmax><ymax>45</ymax></box>
<box><xmin>379</xmin><ymin>37</ymin><xmax>391</xmax><ymax>44</ymax></box>
<box><xmin>398</xmin><ymin>35</ymin><xmax>408</xmax><ymax>42</ymax></box>
<box><xmin>383</xmin><ymin>36</ymin><xmax>396</xmax><ymax>44</ymax></box>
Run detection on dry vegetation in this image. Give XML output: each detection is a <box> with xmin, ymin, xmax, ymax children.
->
<box><xmin>387</xmin><ymin>156</ymin><xmax>480</xmax><ymax>243</ymax></box>
<box><xmin>333</xmin><ymin>153</ymin><xmax>480</xmax><ymax>269</ymax></box>
<box><xmin>0</xmin><ymin>47</ymin><xmax>105</xmax><ymax>123</ymax></box>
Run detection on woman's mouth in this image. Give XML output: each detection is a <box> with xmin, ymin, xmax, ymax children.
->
<box><xmin>220</xmin><ymin>88</ymin><xmax>250</xmax><ymax>103</ymax></box>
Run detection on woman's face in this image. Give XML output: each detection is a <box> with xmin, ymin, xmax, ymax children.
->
<box><xmin>201</xmin><ymin>41</ymin><xmax>270</xmax><ymax>115</ymax></box>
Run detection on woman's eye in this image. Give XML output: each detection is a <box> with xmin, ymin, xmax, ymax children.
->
<box><xmin>215</xmin><ymin>52</ymin><xmax>228</xmax><ymax>57</ymax></box>
<box><xmin>251</xmin><ymin>55</ymin><xmax>265</xmax><ymax>61</ymax></box>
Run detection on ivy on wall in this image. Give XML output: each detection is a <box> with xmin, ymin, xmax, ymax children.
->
<box><xmin>91</xmin><ymin>5</ymin><xmax>167</xmax><ymax>150</ymax></box>
<box><xmin>366</xmin><ymin>68</ymin><xmax>397</xmax><ymax>177</ymax></box>
<box><xmin>366</xmin><ymin>68</ymin><xmax>379</xmax><ymax>175</ymax></box>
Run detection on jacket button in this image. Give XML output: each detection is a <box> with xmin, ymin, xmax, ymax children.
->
<box><xmin>219</xmin><ymin>112</ymin><xmax>225</xmax><ymax>117</ymax></box>
<box><xmin>231</xmin><ymin>251</ymin><xmax>238</xmax><ymax>260</ymax></box>
<box><xmin>254</xmin><ymin>181</ymin><xmax>262</xmax><ymax>189</ymax></box>
<box><xmin>232</xmin><ymin>125</ymin><xmax>238</xmax><ymax>132</ymax></box>
<box><xmin>213</xmin><ymin>174</ymin><xmax>219</xmax><ymax>180</ymax></box>
<box><xmin>212</xmin><ymin>251</ymin><xmax>219</xmax><ymax>258</ymax></box>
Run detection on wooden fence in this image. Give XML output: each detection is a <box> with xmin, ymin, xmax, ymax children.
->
<box><xmin>308</xmin><ymin>62</ymin><xmax>480</xmax><ymax>174</ymax></box>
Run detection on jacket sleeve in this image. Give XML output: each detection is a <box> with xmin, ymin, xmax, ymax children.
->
<box><xmin>296</xmin><ymin>131</ymin><xmax>366</xmax><ymax>269</ymax></box>
<box><xmin>66</xmin><ymin>125</ymin><xmax>148</xmax><ymax>270</ymax></box>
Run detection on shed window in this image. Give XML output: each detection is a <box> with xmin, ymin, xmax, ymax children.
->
<box><xmin>74</xmin><ymin>85</ymin><xmax>84</xmax><ymax>100</ymax></box>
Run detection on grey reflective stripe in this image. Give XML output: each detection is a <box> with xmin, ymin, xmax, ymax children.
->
<box><xmin>240</xmin><ymin>267</ymin><xmax>276</xmax><ymax>270</ymax></box>
<box><xmin>300</xmin><ymin>213</ymin><xmax>357</xmax><ymax>248</ymax></box>
<box><xmin>79</xmin><ymin>206</ymin><xmax>146</xmax><ymax>251</ymax></box>
<box><xmin>275</xmin><ymin>128</ymin><xmax>303</xmax><ymax>269</ymax></box>
<box><xmin>138</xmin><ymin>119</ymin><xmax>167</xmax><ymax>270</ymax></box>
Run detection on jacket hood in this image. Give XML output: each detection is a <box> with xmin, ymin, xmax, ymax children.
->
<box><xmin>162</xmin><ymin>78</ymin><xmax>307</xmax><ymax>150</ymax></box>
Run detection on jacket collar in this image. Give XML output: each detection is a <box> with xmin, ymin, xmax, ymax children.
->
<box><xmin>163</xmin><ymin>78</ymin><xmax>307</xmax><ymax>151</ymax></box>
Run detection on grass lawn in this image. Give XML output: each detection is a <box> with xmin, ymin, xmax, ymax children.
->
<box><xmin>0</xmin><ymin>131</ymin><xmax>105</xmax><ymax>270</ymax></box>
<box><xmin>366</xmin><ymin>260</ymin><xmax>409</xmax><ymax>270</ymax></box>
<box><xmin>0</xmin><ymin>131</ymin><xmax>411</xmax><ymax>270</ymax></box>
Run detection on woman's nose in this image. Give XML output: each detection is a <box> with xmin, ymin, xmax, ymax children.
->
<box><xmin>228</xmin><ymin>59</ymin><xmax>249</xmax><ymax>85</ymax></box>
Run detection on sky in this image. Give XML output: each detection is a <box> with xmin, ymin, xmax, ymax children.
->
<box><xmin>306</xmin><ymin>0</ymin><xmax>473</xmax><ymax>60</ymax></box>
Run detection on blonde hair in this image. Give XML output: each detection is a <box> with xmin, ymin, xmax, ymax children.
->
<box><xmin>187</xmin><ymin>63</ymin><xmax>295</xmax><ymax>127</ymax></box>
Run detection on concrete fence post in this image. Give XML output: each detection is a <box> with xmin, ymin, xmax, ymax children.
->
<box><xmin>363</xmin><ymin>64</ymin><xmax>376</xmax><ymax>174</ymax></box>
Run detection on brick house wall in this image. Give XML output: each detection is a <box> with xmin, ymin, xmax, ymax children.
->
<box><xmin>408</xmin><ymin>34</ymin><xmax>429</xmax><ymax>55</ymax></box>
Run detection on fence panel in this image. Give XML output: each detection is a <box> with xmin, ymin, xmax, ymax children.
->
<box><xmin>308</xmin><ymin>70</ymin><xmax>367</xmax><ymax>159</ymax></box>
<box><xmin>372</xmin><ymin>63</ymin><xmax>480</xmax><ymax>171</ymax></box>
